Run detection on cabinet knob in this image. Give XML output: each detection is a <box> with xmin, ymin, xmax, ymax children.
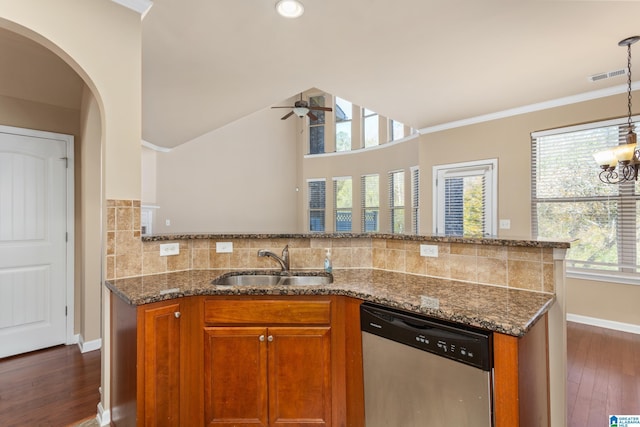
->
<box><xmin>174</xmin><ymin>312</ymin><xmax>181</xmax><ymax>318</ymax></box>
<box><xmin>268</xmin><ymin>335</ymin><xmax>274</xmax><ymax>342</ymax></box>
<box><xmin>259</xmin><ymin>335</ymin><xmax>265</xmax><ymax>342</ymax></box>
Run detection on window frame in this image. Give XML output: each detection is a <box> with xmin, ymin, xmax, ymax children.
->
<box><xmin>389</xmin><ymin>169</ymin><xmax>406</xmax><ymax>234</ymax></box>
<box><xmin>361</xmin><ymin>174</ymin><xmax>380</xmax><ymax>232</ymax></box>
<box><xmin>531</xmin><ymin>117</ymin><xmax>640</xmax><ymax>284</ymax></box>
<box><xmin>432</xmin><ymin>159</ymin><xmax>498</xmax><ymax>236</ymax></box>
<box><xmin>333</xmin><ymin>176</ymin><xmax>353</xmax><ymax>232</ymax></box>
<box><xmin>307</xmin><ymin>178</ymin><xmax>326</xmax><ymax>232</ymax></box>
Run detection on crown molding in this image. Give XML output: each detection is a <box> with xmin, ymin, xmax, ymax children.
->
<box><xmin>419</xmin><ymin>83</ymin><xmax>637</xmax><ymax>135</ymax></box>
<box><xmin>111</xmin><ymin>0</ymin><xmax>153</xmax><ymax>18</ymax></box>
<box><xmin>141</xmin><ymin>139</ymin><xmax>172</xmax><ymax>153</ymax></box>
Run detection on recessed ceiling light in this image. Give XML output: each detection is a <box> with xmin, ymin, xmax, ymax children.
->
<box><xmin>275</xmin><ymin>0</ymin><xmax>304</xmax><ymax>18</ymax></box>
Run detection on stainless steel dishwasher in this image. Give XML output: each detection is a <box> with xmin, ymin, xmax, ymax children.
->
<box><xmin>361</xmin><ymin>303</ymin><xmax>494</xmax><ymax>427</ymax></box>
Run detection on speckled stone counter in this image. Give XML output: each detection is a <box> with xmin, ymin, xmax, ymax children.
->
<box><xmin>141</xmin><ymin>232</ymin><xmax>571</xmax><ymax>248</ymax></box>
<box><xmin>105</xmin><ymin>269</ymin><xmax>555</xmax><ymax>337</ymax></box>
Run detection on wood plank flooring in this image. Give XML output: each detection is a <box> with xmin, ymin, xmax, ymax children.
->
<box><xmin>0</xmin><ymin>345</ymin><xmax>101</xmax><ymax>427</ymax></box>
<box><xmin>567</xmin><ymin>321</ymin><xmax>640</xmax><ymax>427</ymax></box>
<box><xmin>0</xmin><ymin>322</ymin><xmax>637</xmax><ymax>426</ymax></box>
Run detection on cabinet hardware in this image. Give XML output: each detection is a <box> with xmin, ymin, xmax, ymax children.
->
<box><xmin>268</xmin><ymin>335</ymin><xmax>274</xmax><ymax>342</ymax></box>
<box><xmin>174</xmin><ymin>312</ymin><xmax>181</xmax><ymax>318</ymax></box>
<box><xmin>259</xmin><ymin>335</ymin><xmax>265</xmax><ymax>342</ymax></box>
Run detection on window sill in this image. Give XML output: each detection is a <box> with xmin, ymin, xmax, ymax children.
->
<box><xmin>567</xmin><ymin>268</ymin><xmax>640</xmax><ymax>286</ymax></box>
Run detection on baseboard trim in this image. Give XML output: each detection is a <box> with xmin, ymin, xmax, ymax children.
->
<box><xmin>77</xmin><ymin>336</ymin><xmax>102</xmax><ymax>353</ymax></box>
<box><xmin>567</xmin><ymin>313</ymin><xmax>640</xmax><ymax>335</ymax></box>
<box><xmin>97</xmin><ymin>402</ymin><xmax>110</xmax><ymax>427</ymax></box>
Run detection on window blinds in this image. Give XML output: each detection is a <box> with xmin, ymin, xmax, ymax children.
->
<box><xmin>361</xmin><ymin>174</ymin><xmax>379</xmax><ymax>232</ymax></box>
<box><xmin>531</xmin><ymin>117</ymin><xmax>640</xmax><ymax>277</ymax></box>
<box><xmin>308</xmin><ymin>180</ymin><xmax>326</xmax><ymax>232</ymax></box>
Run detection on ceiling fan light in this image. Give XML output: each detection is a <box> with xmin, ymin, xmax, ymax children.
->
<box><xmin>275</xmin><ymin>0</ymin><xmax>304</xmax><ymax>18</ymax></box>
<box><xmin>292</xmin><ymin>106</ymin><xmax>309</xmax><ymax>117</ymax></box>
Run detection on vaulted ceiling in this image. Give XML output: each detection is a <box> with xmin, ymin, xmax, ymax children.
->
<box><xmin>141</xmin><ymin>0</ymin><xmax>640</xmax><ymax>148</ymax></box>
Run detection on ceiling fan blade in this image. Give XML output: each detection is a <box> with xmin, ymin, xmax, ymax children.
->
<box><xmin>307</xmin><ymin>111</ymin><xmax>318</xmax><ymax>121</ymax></box>
<box><xmin>281</xmin><ymin>111</ymin><xmax>295</xmax><ymax>120</ymax></box>
<box><xmin>309</xmin><ymin>106</ymin><xmax>333</xmax><ymax>112</ymax></box>
<box><xmin>272</xmin><ymin>106</ymin><xmax>295</xmax><ymax>109</ymax></box>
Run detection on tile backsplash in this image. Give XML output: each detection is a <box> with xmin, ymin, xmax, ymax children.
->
<box><xmin>106</xmin><ymin>199</ymin><xmax>557</xmax><ymax>293</ymax></box>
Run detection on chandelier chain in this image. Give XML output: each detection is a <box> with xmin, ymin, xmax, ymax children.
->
<box><xmin>629</xmin><ymin>42</ymin><xmax>634</xmax><ymax>131</ymax></box>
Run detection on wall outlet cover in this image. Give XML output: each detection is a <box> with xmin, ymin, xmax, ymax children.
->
<box><xmin>216</xmin><ymin>242</ymin><xmax>233</xmax><ymax>253</ymax></box>
<box><xmin>160</xmin><ymin>242</ymin><xmax>179</xmax><ymax>256</ymax></box>
<box><xmin>420</xmin><ymin>244</ymin><xmax>439</xmax><ymax>257</ymax></box>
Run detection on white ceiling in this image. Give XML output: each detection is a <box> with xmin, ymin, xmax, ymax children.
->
<box><xmin>141</xmin><ymin>0</ymin><xmax>640</xmax><ymax>148</ymax></box>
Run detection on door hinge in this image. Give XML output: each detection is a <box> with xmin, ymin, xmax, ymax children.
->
<box><xmin>66</xmin><ymin>232</ymin><xmax>68</xmax><ymax>242</ymax></box>
<box><xmin>65</xmin><ymin>306</ymin><xmax>68</xmax><ymax>316</ymax></box>
<box><xmin>60</xmin><ymin>157</ymin><xmax>69</xmax><ymax>168</ymax></box>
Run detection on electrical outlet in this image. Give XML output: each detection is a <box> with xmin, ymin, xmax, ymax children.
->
<box><xmin>216</xmin><ymin>242</ymin><xmax>233</xmax><ymax>253</ymax></box>
<box><xmin>499</xmin><ymin>219</ymin><xmax>511</xmax><ymax>229</ymax></box>
<box><xmin>420</xmin><ymin>244</ymin><xmax>438</xmax><ymax>257</ymax></box>
<box><xmin>165</xmin><ymin>219</ymin><xmax>171</xmax><ymax>226</ymax></box>
<box><xmin>160</xmin><ymin>243</ymin><xmax>179</xmax><ymax>256</ymax></box>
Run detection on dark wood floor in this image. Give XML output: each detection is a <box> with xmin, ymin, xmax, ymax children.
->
<box><xmin>0</xmin><ymin>322</ymin><xmax>638</xmax><ymax>426</ymax></box>
<box><xmin>0</xmin><ymin>345</ymin><xmax>101</xmax><ymax>427</ymax></box>
<box><xmin>567</xmin><ymin>321</ymin><xmax>640</xmax><ymax>427</ymax></box>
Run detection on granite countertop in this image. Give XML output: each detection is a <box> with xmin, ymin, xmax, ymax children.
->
<box><xmin>141</xmin><ymin>232</ymin><xmax>571</xmax><ymax>248</ymax></box>
<box><xmin>105</xmin><ymin>269</ymin><xmax>555</xmax><ymax>337</ymax></box>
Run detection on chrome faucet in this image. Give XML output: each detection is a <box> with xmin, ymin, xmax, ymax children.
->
<box><xmin>257</xmin><ymin>244</ymin><xmax>290</xmax><ymax>273</ymax></box>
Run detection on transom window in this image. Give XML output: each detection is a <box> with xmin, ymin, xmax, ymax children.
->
<box><xmin>335</xmin><ymin>97</ymin><xmax>352</xmax><ymax>152</ymax></box>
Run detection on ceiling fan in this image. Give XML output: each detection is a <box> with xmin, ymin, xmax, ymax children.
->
<box><xmin>271</xmin><ymin>94</ymin><xmax>333</xmax><ymax>120</ymax></box>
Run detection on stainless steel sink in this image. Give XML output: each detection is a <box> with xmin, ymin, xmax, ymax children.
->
<box><xmin>212</xmin><ymin>272</ymin><xmax>333</xmax><ymax>286</ymax></box>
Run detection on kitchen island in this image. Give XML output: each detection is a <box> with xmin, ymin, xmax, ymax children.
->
<box><xmin>106</xmin><ymin>232</ymin><xmax>569</xmax><ymax>426</ymax></box>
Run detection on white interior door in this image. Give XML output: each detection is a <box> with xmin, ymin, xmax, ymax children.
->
<box><xmin>0</xmin><ymin>127</ymin><xmax>71</xmax><ymax>358</ymax></box>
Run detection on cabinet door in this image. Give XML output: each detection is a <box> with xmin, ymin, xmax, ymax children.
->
<box><xmin>268</xmin><ymin>327</ymin><xmax>332</xmax><ymax>427</ymax></box>
<box><xmin>141</xmin><ymin>301</ymin><xmax>182</xmax><ymax>427</ymax></box>
<box><xmin>204</xmin><ymin>327</ymin><xmax>269</xmax><ymax>427</ymax></box>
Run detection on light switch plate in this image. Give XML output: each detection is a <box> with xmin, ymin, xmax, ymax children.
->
<box><xmin>216</xmin><ymin>242</ymin><xmax>233</xmax><ymax>253</ymax></box>
<box><xmin>160</xmin><ymin>243</ymin><xmax>179</xmax><ymax>256</ymax></box>
<box><xmin>499</xmin><ymin>219</ymin><xmax>511</xmax><ymax>229</ymax></box>
<box><xmin>420</xmin><ymin>244</ymin><xmax>438</xmax><ymax>257</ymax></box>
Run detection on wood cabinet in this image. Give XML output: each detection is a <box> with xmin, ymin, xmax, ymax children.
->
<box><xmin>202</xmin><ymin>298</ymin><xmax>333</xmax><ymax>426</ymax></box>
<box><xmin>110</xmin><ymin>294</ymin><xmax>357</xmax><ymax>427</ymax></box>
<box><xmin>110</xmin><ymin>296</ymin><xmax>196</xmax><ymax>427</ymax></box>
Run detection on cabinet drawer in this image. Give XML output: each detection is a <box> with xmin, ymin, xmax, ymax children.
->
<box><xmin>204</xmin><ymin>299</ymin><xmax>331</xmax><ymax>325</ymax></box>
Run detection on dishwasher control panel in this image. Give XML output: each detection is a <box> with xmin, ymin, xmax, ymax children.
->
<box><xmin>361</xmin><ymin>303</ymin><xmax>492</xmax><ymax>371</ymax></box>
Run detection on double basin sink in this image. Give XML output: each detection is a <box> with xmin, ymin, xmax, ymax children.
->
<box><xmin>212</xmin><ymin>271</ymin><xmax>333</xmax><ymax>287</ymax></box>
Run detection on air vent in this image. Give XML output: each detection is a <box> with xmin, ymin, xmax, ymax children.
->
<box><xmin>589</xmin><ymin>68</ymin><xmax>627</xmax><ymax>82</ymax></box>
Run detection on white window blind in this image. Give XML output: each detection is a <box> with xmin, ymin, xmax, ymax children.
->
<box><xmin>308</xmin><ymin>179</ymin><xmax>326</xmax><ymax>232</ymax></box>
<box><xmin>411</xmin><ymin>167</ymin><xmax>420</xmax><ymax>234</ymax></box>
<box><xmin>361</xmin><ymin>174</ymin><xmax>379</xmax><ymax>232</ymax></box>
<box><xmin>333</xmin><ymin>177</ymin><xmax>352</xmax><ymax>232</ymax></box>
<box><xmin>531</xmin><ymin>117</ymin><xmax>640</xmax><ymax>279</ymax></box>
<box><xmin>389</xmin><ymin>170</ymin><xmax>405</xmax><ymax>233</ymax></box>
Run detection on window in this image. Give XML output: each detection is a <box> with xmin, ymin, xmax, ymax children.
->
<box><xmin>391</xmin><ymin>120</ymin><xmax>405</xmax><ymax>141</ymax></box>
<box><xmin>309</xmin><ymin>95</ymin><xmax>326</xmax><ymax>154</ymax></box>
<box><xmin>389</xmin><ymin>170</ymin><xmax>405</xmax><ymax>233</ymax></box>
<box><xmin>433</xmin><ymin>160</ymin><xmax>497</xmax><ymax>236</ymax></box>
<box><xmin>531</xmin><ymin>117</ymin><xmax>640</xmax><ymax>280</ymax></box>
<box><xmin>411</xmin><ymin>167</ymin><xmax>420</xmax><ymax>234</ymax></box>
<box><xmin>362</xmin><ymin>174</ymin><xmax>379</xmax><ymax>232</ymax></box>
<box><xmin>335</xmin><ymin>97</ymin><xmax>352</xmax><ymax>152</ymax></box>
<box><xmin>333</xmin><ymin>177</ymin><xmax>352</xmax><ymax>231</ymax></box>
<box><xmin>363</xmin><ymin>108</ymin><xmax>379</xmax><ymax>148</ymax></box>
<box><xmin>308</xmin><ymin>179</ymin><xmax>326</xmax><ymax>232</ymax></box>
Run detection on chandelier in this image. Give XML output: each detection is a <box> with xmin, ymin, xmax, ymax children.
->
<box><xmin>593</xmin><ymin>36</ymin><xmax>640</xmax><ymax>184</ymax></box>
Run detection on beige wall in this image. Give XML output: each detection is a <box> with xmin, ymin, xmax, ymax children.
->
<box><xmin>0</xmin><ymin>0</ymin><xmax>143</xmax><ymax>200</ymax></box>
<box><xmin>418</xmin><ymin>91</ymin><xmax>638</xmax><ymax>326</ymax></box>
<box><xmin>79</xmin><ymin>86</ymin><xmax>103</xmax><ymax>343</ymax></box>
<box><xmin>153</xmin><ymin>106</ymin><xmax>299</xmax><ymax>233</ymax></box>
